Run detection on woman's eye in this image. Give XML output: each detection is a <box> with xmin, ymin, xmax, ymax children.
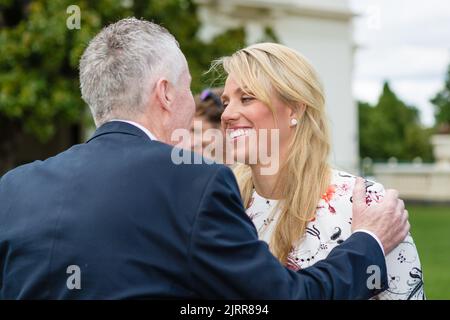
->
<box><xmin>241</xmin><ymin>96</ymin><xmax>254</xmax><ymax>103</ymax></box>
<box><xmin>222</xmin><ymin>101</ymin><xmax>229</xmax><ymax>108</ymax></box>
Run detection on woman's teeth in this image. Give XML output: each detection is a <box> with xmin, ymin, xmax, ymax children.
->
<box><xmin>229</xmin><ymin>128</ymin><xmax>252</xmax><ymax>139</ymax></box>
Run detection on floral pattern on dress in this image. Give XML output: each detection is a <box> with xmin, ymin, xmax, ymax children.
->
<box><xmin>246</xmin><ymin>169</ymin><xmax>425</xmax><ymax>300</ymax></box>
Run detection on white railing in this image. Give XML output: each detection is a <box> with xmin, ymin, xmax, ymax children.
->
<box><xmin>364</xmin><ymin>157</ymin><xmax>450</xmax><ymax>202</ymax></box>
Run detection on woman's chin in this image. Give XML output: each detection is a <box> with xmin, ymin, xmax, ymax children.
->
<box><xmin>230</xmin><ymin>148</ymin><xmax>258</xmax><ymax>165</ymax></box>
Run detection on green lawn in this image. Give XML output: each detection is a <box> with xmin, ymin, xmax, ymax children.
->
<box><xmin>408</xmin><ymin>205</ymin><xmax>450</xmax><ymax>299</ymax></box>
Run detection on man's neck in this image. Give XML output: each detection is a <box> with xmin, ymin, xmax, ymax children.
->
<box><xmin>109</xmin><ymin>118</ymin><xmax>161</xmax><ymax>142</ymax></box>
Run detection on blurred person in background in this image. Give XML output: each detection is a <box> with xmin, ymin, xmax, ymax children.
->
<box><xmin>189</xmin><ymin>88</ymin><xmax>223</xmax><ymax>154</ymax></box>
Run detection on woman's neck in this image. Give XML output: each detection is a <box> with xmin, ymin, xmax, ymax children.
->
<box><xmin>250</xmin><ymin>139</ymin><xmax>290</xmax><ymax>200</ymax></box>
<box><xmin>250</xmin><ymin>164</ymin><xmax>283</xmax><ymax>200</ymax></box>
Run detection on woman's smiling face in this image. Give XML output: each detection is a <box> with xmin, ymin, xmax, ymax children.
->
<box><xmin>220</xmin><ymin>74</ymin><xmax>295</xmax><ymax>166</ymax></box>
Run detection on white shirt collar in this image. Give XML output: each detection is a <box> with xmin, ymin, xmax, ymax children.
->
<box><xmin>109</xmin><ymin>119</ymin><xmax>158</xmax><ymax>141</ymax></box>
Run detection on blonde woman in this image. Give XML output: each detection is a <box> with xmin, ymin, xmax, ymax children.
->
<box><xmin>217</xmin><ymin>43</ymin><xmax>425</xmax><ymax>300</ymax></box>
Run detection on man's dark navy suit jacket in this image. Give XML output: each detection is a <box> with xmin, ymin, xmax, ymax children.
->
<box><xmin>0</xmin><ymin>121</ymin><xmax>387</xmax><ymax>299</ymax></box>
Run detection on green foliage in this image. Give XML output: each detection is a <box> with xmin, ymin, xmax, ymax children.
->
<box><xmin>258</xmin><ymin>26</ymin><xmax>280</xmax><ymax>43</ymax></box>
<box><xmin>0</xmin><ymin>0</ymin><xmax>246</xmax><ymax>141</ymax></box>
<box><xmin>187</xmin><ymin>27</ymin><xmax>245</xmax><ymax>91</ymax></box>
<box><xmin>359</xmin><ymin>82</ymin><xmax>433</xmax><ymax>162</ymax></box>
<box><xmin>431</xmin><ymin>64</ymin><xmax>450</xmax><ymax>130</ymax></box>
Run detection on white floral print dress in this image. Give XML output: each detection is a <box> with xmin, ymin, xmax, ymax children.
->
<box><xmin>246</xmin><ymin>169</ymin><xmax>425</xmax><ymax>300</ymax></box>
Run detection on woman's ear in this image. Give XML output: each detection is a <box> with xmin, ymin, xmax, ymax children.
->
<box><xmin>292</xmin><ymin>103</ymin><xmax>306</xmax><ymax>118</ymax></box>
<box><xmin>155</xmin><ymin>78</ymin><xmax>176</xmax><ymax>112</ymax></box>
<box><xmin>288</xmin><ymin>103</ymin><xmax>306</xmax><ymax>119</ymax></box>
<box><xmin>289</xmin><ymin>103</ymin><xmax>306</xmax><ymax>127</ymax></box>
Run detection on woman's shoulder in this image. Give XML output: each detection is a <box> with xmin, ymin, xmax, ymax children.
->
<box><xmin>329</xmin><ymin>169</ymin><xmax>386</xmax><ymax>202</ymax></box>
<box><xmin>314</xmin><ymin>169</ymin><xmax>386</xmax><ymax>220</ymax></box>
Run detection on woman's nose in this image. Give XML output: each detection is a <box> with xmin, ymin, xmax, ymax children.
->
<box><xmin>221</xmin><ymin>103</ymin><xmax>240</xmax><ymax>123</ymax></box>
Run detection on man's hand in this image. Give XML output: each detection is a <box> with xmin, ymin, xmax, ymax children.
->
<box><xmin>352</xmin><ymin>177</ymin><xmax>410</xmax><ymax>255</ymax></box>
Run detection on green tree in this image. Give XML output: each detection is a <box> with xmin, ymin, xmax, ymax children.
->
<box><xmin>0</xmin><ymin>0</ymin><xmax>246</xmax><ymax>174</ymax></box>
<box><xmin>359</xmin><ymin>81</ymin><xmax>433</xmax><ymax>162</ymax></box>
<box><xmin>431</xmin><ymin>64</ymin><xmax>450</xmax><ymax>133</ymax></box>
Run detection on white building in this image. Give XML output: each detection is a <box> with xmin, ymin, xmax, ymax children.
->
<box><xmin>196</xmin><ymin>0</ymin><xmax>358</xmax><ymax>173</ymax></box>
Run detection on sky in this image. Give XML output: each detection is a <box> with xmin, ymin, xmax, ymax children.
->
<box><xmin>350</xmin><ymin>0</ymin><xmax>450</xmax><ymax>126</ymax></box>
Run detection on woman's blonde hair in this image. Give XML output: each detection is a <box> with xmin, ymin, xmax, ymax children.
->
<box><xmin>214</xmin><ymin>43</ymin><xmax>331</xmax><ymax>264</ymax></box>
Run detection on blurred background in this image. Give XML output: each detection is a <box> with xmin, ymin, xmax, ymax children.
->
<box><xmin>0</xmin><ymin>0</ymin><xmax>449</xmax><ymax>298</ymax></box>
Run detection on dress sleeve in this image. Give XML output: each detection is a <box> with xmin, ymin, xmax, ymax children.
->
<box><xmin>365</xmin><ymin>180</ymin><xmax>426</xmax><ymax>300</ymax></box>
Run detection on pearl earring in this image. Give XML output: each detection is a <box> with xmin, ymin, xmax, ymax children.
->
<box><xmin>290</xmin><ymin>118</ymin><xmax>298</xmax><ymax>127</ymax></box>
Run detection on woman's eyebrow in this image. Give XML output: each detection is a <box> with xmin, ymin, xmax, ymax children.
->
<box><xmin>222</xmin><ymin>87</ymin><xmax>245</xmax><ymax>100</ymax></box>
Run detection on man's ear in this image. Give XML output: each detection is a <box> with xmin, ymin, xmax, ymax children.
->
<box><xmin>155</xmin><ymin>78</ymin><xmax>176</xmax><ymax>112</ymax></box>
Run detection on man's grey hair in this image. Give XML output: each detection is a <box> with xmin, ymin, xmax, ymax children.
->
<box><xmin>80</xmin><ymin>18</ymin><xmax>185</xmax><ymax>126</ymax></box>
